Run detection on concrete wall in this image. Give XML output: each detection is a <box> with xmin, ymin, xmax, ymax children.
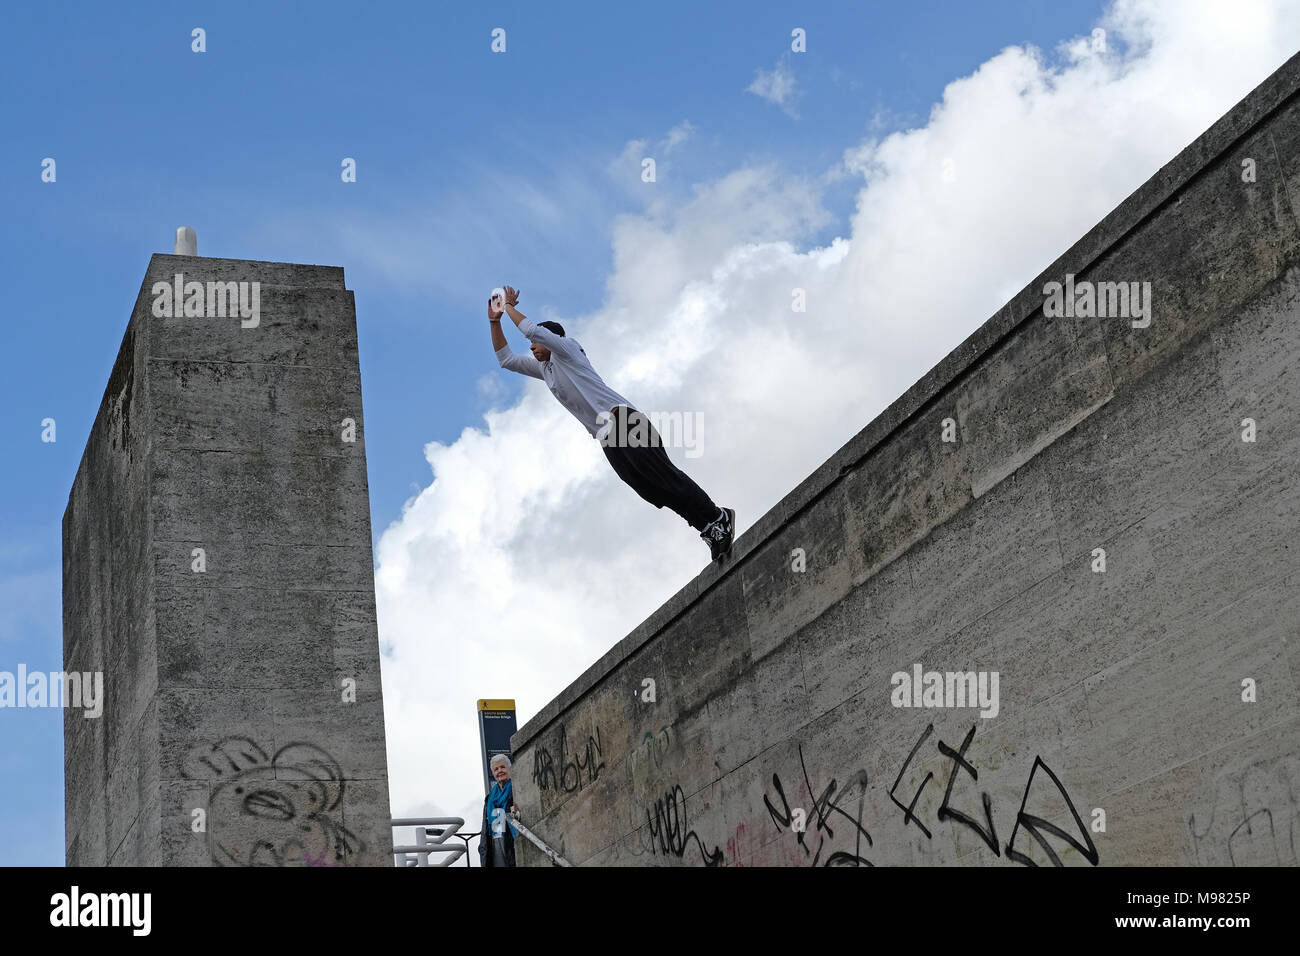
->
<box><xmin>510</xmin><ymin>52</ymin><xmax>1300</xmax><ymax>866</ymax></box>
<box><xmin>64</xmin><ymin>254</ymin><xmax>392</xmax><ymax>866</ymax></box>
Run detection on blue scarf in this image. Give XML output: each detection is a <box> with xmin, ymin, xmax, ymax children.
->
<box><xmin>487</xmin><ymin>780</ymin><xmax>517</xmax><ymax>839</ymax></box>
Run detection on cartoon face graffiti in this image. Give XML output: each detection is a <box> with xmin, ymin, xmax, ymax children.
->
<box><xmin>185</xmin><ymin>737</ymin><xmax>364</xmax><ymax>867</ymax></box>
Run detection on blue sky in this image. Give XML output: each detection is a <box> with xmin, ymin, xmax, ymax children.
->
<box><xmin>9</xmin><ymin>0</ymin><xmax>1292</xmax><ymax>865</ymax></box>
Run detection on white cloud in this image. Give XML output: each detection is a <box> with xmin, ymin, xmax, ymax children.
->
<box><xmin>607</xmin><ymin>137</ymin><xmax>649</xmax><ymax>184</ymax></box>
<box><xmin>475</xmin><ymin>370</ymin><xmax>506</xmax><ymax>406</ymax></box>
<box><xmin>375</xmin><ymin>0</ymin><xmax>1300</xmax><ymax>842</ymax></box>
<box><xmin>606</xmin><ymin>122</ymin><xmax>699</xmax><ymax>196</ymax></box>
<box><xmin>747</xmin><ymin>58</ymin><xmax>801</xmax><ymax>117</ymax></box>
<box><xmin>662</xmin><ymin>120</ymin><xmax>697</xmax><ymax>154</ymax></box>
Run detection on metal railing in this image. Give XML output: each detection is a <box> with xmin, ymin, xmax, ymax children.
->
<box><xmin>391</xmin><ymin>817</ymin><xmax>472</xmax><ymax>867</ymax></box>
<box><xmin>511</xmin><ymin>817</ymin><xmax>571</xmax><ymax>867</ymax></box>
<box><xmin>391</xmin><ymin>814</ymin><xmax>571</xmax><ymax>867</ymax></box>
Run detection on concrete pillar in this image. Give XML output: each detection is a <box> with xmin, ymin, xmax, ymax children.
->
<box><xmin>63</xmin><ymin>251</ymin><xmax>392</xmax><ymax>866</ymax></box>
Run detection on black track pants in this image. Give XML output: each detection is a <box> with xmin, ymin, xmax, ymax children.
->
<box><xmin>599</xmin><ymin>405</ymin><xmax>719</xmax><ymax>531</ymax></box>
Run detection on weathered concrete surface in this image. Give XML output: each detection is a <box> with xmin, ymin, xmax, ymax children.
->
<box><xmin>511</xmin><ymin>52</ymin><xmax>1300</xmax><ymax>866</ymax></box>
<box><xmin>64</xmin><ymin>254</ymin><xmax>392</xmax><ymax>866</ymax></box>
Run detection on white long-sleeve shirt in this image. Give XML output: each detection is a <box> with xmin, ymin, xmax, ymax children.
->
<box><xmin>496</xmin><ymin>315</ymin><xmax>633</xmax><ymax>438</ymax></box>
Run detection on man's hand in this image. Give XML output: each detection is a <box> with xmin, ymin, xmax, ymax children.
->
<box><xmin>488</xmin><ymin>294</ymin><xmax>503</xmax><ymax>321</ymax></box>
<box><xmin>500</xmin><ymin>285</ymin><xmax>528</xmax><ymax>332</ymax></box>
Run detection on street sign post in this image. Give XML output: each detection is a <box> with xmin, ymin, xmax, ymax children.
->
<box><xmin>477</xmin><ymin>699</ymin><xmax>518</xmax><ymax>795</ymax></box>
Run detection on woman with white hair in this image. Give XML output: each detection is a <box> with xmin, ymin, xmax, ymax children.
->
<box><xmin>479</xmin><ymin>754</ymin><xmax>518</xmax><ymax>868</ymax></box>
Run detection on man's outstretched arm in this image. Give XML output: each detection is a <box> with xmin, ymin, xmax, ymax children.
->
<box><xmin>502</xmin><ymin>286</ymin><xmax>576</xmax><ymax>359</ymax></box>
<box><xmin>490</xmin><ymin>294</ymin><xmax>544</xmax><ymax>379</ymax></box>
<box><xmin>489</xmin><ymin>295</ymin><xmax>508</xmax><ymax>350</ymax></box>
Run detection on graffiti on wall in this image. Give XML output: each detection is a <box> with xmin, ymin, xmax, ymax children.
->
<box><xmin>763</xmin><ymin>745</ymin><xmax>873</xmax><ymax>866</ymax></box>
<box><xmin>628</xmin><ymin>725</ymin><xmax>673</xmax><ymax>773</ymax></box>
<box><xmin>183</xmin><ymin>736</ymin><xmax>364</xmax><ymax>867</ymax></box>
<box><xmin>753</xmin><ymin>723</ymin><xmax>1098</xmax><ymax>867</ymax></box>
<box><xmin>523</xmin><ymin>717</ymin><xmax>1099</xmax><ymax>867</ymax></box>
<box><xmin>643</xmin><ymin>784</ymin><xmax>724</xmax><ymax>867</ymax></box>
<box><xmin>1188</xmin><ymin>755</ymin><xmax>1299</xmax><ymax>866</ymax></box>
<box><xmin>531</xmin><ymin>723</ymin><xmax>605</xmax><ymax>794</ymax></box>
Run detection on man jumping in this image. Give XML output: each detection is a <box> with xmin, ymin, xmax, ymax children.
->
<box><xmin>489</xmin><ymin>285</ymin><xmax>735</xmax><ymax>560</ymax></box>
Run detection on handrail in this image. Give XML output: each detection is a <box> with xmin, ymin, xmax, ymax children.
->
<box><xmin>391</xmin><ymin>817</ymin><xmax>469</xmax><ymax>867</ymax></box>
<box><xmin>510</xmin><ymin>817</ymin><xmax>571</xmax><ymax>867</ymax></box>
<box><xmin>392</xmin><ymin>814</ymin><xmax>571</xmax><ymax>867</ymax></box>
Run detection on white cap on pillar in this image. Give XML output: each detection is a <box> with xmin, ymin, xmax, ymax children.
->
<box><xmin>173</xmin><ymin>226</ymin><xmax>197</xmax><ymax>256</ymax></box>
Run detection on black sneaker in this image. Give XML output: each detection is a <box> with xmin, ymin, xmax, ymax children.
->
<box><xmin>700</xmin><ymin>507</ymin><xmax>735</xmax><ymax>561</ymax></box>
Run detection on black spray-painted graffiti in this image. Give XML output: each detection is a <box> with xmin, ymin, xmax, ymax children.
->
<box><xmin>183</xmin><ymin>736</ymin><xmax>364</xmax><ymax>867</ymax></box>
<box><xmin>531</xmin><ymin>724</ymin><xmax>605</xmax><ymax>794</ymax></box>
<box><xmin>760</xmin><ymin>724</ymin><xmax>1098</xmax><ymax>867</ymax></box>
<box><xmin>644</xmin><ymin>784</ymin><xmax>724</xmax><ymax>867</ymax></box>
<box><xmin>764</xmin><ymin>745</ymin><xmax>872</xmax><ymax>866</ymax></box>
